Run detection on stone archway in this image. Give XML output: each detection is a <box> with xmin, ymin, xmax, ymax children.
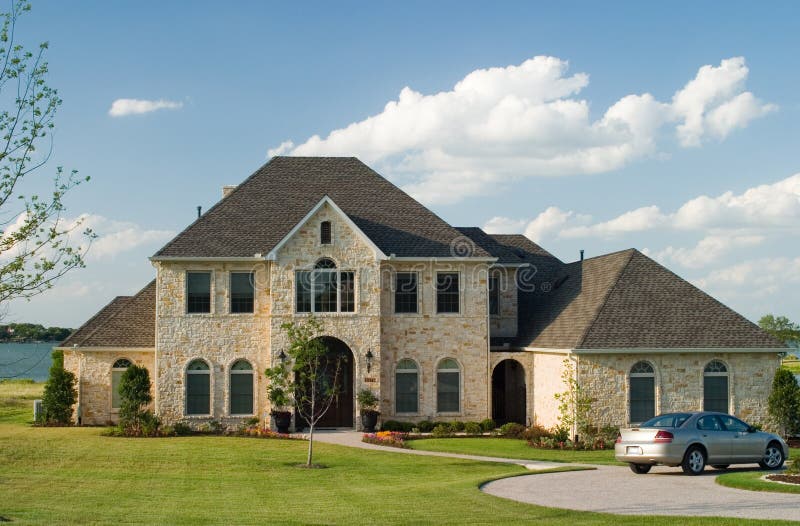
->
<box><xmin>491</xmin><ymin>359</ymin><xmax>526</xmax><ymax>426</ymax></box>
<box><xmin>295</xmin><ymin>336</ymin><xmax>354</xmax><ymax>429</ymax></box>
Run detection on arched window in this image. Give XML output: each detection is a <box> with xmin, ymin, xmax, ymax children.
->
<box><xmin>437</xmin><ymin>358</ymin><xmax>460</xmax><ymax>413</ymax></box>
<box><xmin>395</xmin><ymin>359</ymin><xmax>419</xmax><ymax>413</ymax></box>
<box><xmin>230</xmin><ymin>360</ymin><xmax>254</xmax><ymax>415</ymax></box>
<box><xmin>703</xmin><ymin>360</ymin><xmax>729</xmax><ymax>413</ymax></box>
<box><xmin>320</xmin><ymin>221</ymin><xmax>332</xmax><ymax>245</ymax></box>
<box><xmin>315</xmin><ymin>258</ymin><xmax>336</xmax><ymax>269</ymax></box>
<box><xmin>111</xmin><ymin>358</ymin><xmax>132</xmax><ymax>410</ymax></box>
<box><xmin>629</xmin><ymin>361</ymin><xmax>655</xmax><ymax>423</ymax></box>
<box><xmin>295</xmin><ymin>258</ymin><xmax>355</xmax><ymax>313</ymax></box>
<box><xmin>186</xmin><ymin>359</ymin><xmax>211</xmax><ymax>415</ymax></box>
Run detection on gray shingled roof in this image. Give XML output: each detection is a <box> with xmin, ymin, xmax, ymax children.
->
<box><xmin>508</xmin><ymin>249</ymin><xmax>783</xmax><ymax>349</ymax></box>
<box><xmin>60</xmin><ymin>280</ymin><xmax>156</xmax><ymax>348</ymax></box>
<box><xmin>155</xmin><ymin>157</ymin><xmax>490</xmax><ymax>259</ymax></box>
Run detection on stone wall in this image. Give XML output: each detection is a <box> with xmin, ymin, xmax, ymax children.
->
<box><xmin>379</xmin><ymin>260</ymin><xmax>490</xmax><ymax>422</ymax></box>
<box><xmin>63</xmin><ymin>348</ymin><xmax>155</xmax><ymax>425</ymax></box>
<box><xmin>489</xmin><ymin>267</ymin><xmax>518</xmax><ymax>338</ymax></box>
<box><xmin>577</xmin><ymin>352</ymin><xmax>780</xmax><ymax>427</ymax></box>
<box><xmin>154</xmin><ymin>260</ymin><xmax>270</xmax><ymax>426</ymax></box>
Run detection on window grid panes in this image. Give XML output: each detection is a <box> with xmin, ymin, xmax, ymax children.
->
<box><xmin>703</xmin><ymin>376</ymin><xmax>728</xmax><ymax>413</ymax></box>
<box><xmin>187</xmin><ymin>272</ymin><xmax>211</xmax><ymax>313</ymax></box>
<box><xmin>230</xmin><ymin>272</ymin><xmax>254</xmax><ymax>313</ymax></box>
<box><xmin>488</xmin><ymin>276</ymin><xmax>500</xmax><ymax>315</ymax></box>
<box><xmin>437</xmin><ymin>359</ymin><xmax>460</xmax><ymax>412</ymax></box>
<box><xmin>314</xmin><ymin>270</ymin><xmax>338</xmax><ymax>312</ymax></box>
<box><xmin>186</xmin><ymin>360</ymin><xmax>210</xmax><ymax>415</ymax></box>
<box><xmin>629</xmin><ymin>361</ymin><xmax>655</xmax><ymax>423</ymax></box>
<box><xmin>295</xmin><ymin>264</ymin><xmax>355</xmax><ymax>313</ymax></box>
<box><xmin>320</xmin><ymin>221</ymin><xmax>332</xmax><ymax>244</ymax></box>
<box><xmin>340</xmin><ymin>271</ymin><xmax>355</xmax><ymax>312</ymax></box>
<box><xmin>395</xmin><ymin>359</ymin><xmax>419</xmax><ymax>413</ymax></box>
<box><xmin>436</xmin><ymin>273</ymin><xmax>460</xmax><ymax>314</ymax></box>
<box><xmin>230</xmin><ymin>360</ymin><xmax>254</xmax><ymax>415</ymax></box>
<box><xmin>394</xmin><ymin>272</ymin><xmax>418</xmax><ymax>313</ymax></box>
<box><xmin>111</xmin><ymin>358</ymin><xmax>131</xmax><ymax>410</ymax></box>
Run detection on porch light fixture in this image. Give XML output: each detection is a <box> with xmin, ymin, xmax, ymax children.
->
<box><xmin>278</xmin><ymin>350</ymin><xmax>287</xmax><ymax>363</ymax></box>
<box><xmin>365</xmin><ymin>349</ymin><xmax>374</xmax><ymax>373</ymax></box>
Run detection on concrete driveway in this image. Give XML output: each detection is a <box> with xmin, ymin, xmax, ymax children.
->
<box><xmin>481</xmin><ymin>464</ymin><xmax>800</xmax><ymax>522</ymax></box>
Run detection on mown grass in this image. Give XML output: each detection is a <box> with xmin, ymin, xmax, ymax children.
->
<box><xmin>716</xmin><ymin>470</ymin><xmax>800</xmax><ymax>494</ymax></box>
<box><xmin>781</xmin><ymin>358</ymin><xmax>800</xmax><ymax>374</ymax></box>
<box><xmin>0</xmin><ymin>379</ymin><xmax>42</xmax><ymax>425</ymax></box>
<box><xmin>0</xmin><ymin>382</ymin><xmax>795</xmax><ymax>525</ymax></box>
<box><xmin>408</xmin><ymin>437</ymin><xmax>625</xmax><ymax>465</ymax></box>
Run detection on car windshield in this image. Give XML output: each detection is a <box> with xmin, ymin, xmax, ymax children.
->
<box><xmin>639</xmin><ymin>413</ymin><xmax>692</xmax><ymax>428</ymax></box>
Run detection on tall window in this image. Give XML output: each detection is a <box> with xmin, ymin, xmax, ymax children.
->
<box><xmin>230</xmin><ymin>360</ymin><xmax>254</xmax><ymax>415</ymax></box>
<box><xmin>186</xmin><ymin>359</ymin><xmax>211</xmax><ymax>415</ymax></box>
<box><xmin>395</xmin><ymin>359</ymin><xmax>419</xmax><ymax>413</ymax></box>
<box><xmin>230</xmin><ymin>272</ymin><xmax>254</xmax><ymax>313</ymax></box>
<box><xmin>187</xmin><ymin>272</ymin><xmax>211</xmax><ymax>313</ymax></box>
<box><xmin>488</xmin><ymin>275</ymin><xmax>500</xmax><ymax>316</ymax></box>
<box><xmin>704</xmin><ymin>360</ymin><xmax>729</xmax><ymax>413</ymax></box>
<box><xmin>436</xmin><ymin>272</ymin><xmax>460</xmax><ymax>314</ymax></box>
<box><xmin>394</xmin><ymin>272</ymin><xmax>418</xmax><ymax>314</ymax></box>
<box><xmin>295</xmin><ymin>258</ymin><xmax>355</xmax><ymax>313</ymax></box>
<box><xmin>111</xmin><ymin>358</ymin><xmax>132</xmax><ymax>410</ymax></box>
<box><xmin>629</xmin><ymin>361</ymin><xmax>655</xmax><ymax>423</ymax></box>
<box><xmin>437</xmin><ymin>358</ymin><xmax>460</xmax><ymax>412</ymax></box>
<box><xmin>320</xmin><ymin>221</ymin><xmax>332</xmax><ymax>244</ymax></box>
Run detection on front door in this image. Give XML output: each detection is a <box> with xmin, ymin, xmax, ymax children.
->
<box><xmin>491</xmin><ymin>359</ymin><xmax>526</xmax><ymax>426</ymax></box>
<box><xmin>296</xmin><ymin>337</ymin><xmax>354</xmax><ymax>429</ymax></box>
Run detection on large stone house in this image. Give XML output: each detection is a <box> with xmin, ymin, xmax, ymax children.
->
<box><xmin>58</xmin><ymin>157</ymin><xmax>785</xmax><ymax>430</ymax></box>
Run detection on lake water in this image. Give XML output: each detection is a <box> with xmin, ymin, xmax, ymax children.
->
<box><xmin>0</xmin><ymin>342</ymin><xmax>56</xmax><ymax>382</ymax></box>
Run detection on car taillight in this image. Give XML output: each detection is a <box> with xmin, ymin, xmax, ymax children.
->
<box><xmin>654</xmin><ymin>430</ymin><xmax>674</xmax><ymax>443</ymax></box>
<box><xmin>615</xmin><ymin>434</ymin><xmax>622</xmax><ymax>444</ymax></box>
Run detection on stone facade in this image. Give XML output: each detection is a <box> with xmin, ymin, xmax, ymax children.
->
<box><xmin>63</xmin><ymin>348</ymin><xmax>155</xmax><ymax>425</ymax></box>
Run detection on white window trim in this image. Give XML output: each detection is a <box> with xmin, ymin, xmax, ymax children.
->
<box><xmin>294</xmin><ymin>268</ymin><xmax>357</xmax><ymax>314</ymax></box>
<box><xmin>185</xmin><ymin>359</ymin><xmax>213</xmax><ymax>417</ymax></box>
<box><xmin>393</xmin><ymin>271</ymin><xmax>420</xmax><ymax>315</ymax></box>
<box><xmin>185</xmin><ymin>270</ymin><xmax>214</xmax><ymax>315</ymax></box>
<box><xmin>110</xmin><ymin>357</ymin><xmax>132</xmax><ymax>412</ymax></box>
<box><xmin>627</xmin><ymin>361</ymin><xmax>657</xmax><ymax>425</ymax></box>
<box><xmin>435</xmin><ymin>357</ymin><xmax>462</xmax><ymax>415</ymax></box>
<box><xmin>394</xmin><ymin>359</ymin><xmax>421</xmax><ymax>415</ymax></box>
<box><xmin>228</xmin><ymin>271</ymin><xmax>256</xmax><ymax>315</ymax></box>
<box><xmin>435</xmin><ymin>271</ymin><xmax>462</xmax><ymax>315</ymax></box>
<box><xmin>228</xmin><ymin>360</ymin><xmax>256</xmax><ymax>417</ymax></box>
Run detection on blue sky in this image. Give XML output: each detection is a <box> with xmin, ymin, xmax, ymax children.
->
<box><xmin>7</xmin><ymin>0</ymin><xmax>800</xmax><ymax>327</ymax></box>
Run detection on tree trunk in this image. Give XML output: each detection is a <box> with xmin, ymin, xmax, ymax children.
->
<box><xmin>307</xmin><ymin>423</ymin><xmax>314</xmax><ymax>467</ymax></box>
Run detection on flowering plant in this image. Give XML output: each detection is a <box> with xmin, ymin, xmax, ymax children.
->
<box><xmin>362</xmin><ymin>430</ymin><xmax>408</xmax><ymax>448</ymax></box>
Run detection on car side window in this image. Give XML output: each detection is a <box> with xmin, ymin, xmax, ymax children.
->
<box><xmin>697</xmin><ymin>415</ymin><xmax>722</xmax><ymax>431</ymax></box>
<box><xmin>720</xmin><ymin>416</ymin><xmax>749</xmax><ymax>432</ymax></box>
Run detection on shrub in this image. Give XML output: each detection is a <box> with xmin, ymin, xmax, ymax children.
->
<box><xmin>357</xmin><ymin>389</ymin><xmax>379</xmax><ymax>412</ymax></box>
<box><xmin>244</xmin><ymin>416</ymin><xmax>260</xmax><ymax>427</ymax></box>
<box><xmin>768</xmin><ymin>367</ymin><xmax>800</xmax><ymax>438</ymax></box>
<box><xmin>522</xmin><ymin>424</ymin><xmax>552</xmax><ymax>442</ymax></box>
<box><xmin>380</xmin><ymin>420</ymin><xmax>414</xmax><ymax>432</ymax></box>
<box><xmin>119</xmin><ymin>365</ymin><xmax>154</xmax><ymax>436</ymax></box>
<box><xmin>479</xmin><ymin>418</ymin><xmax>496</xmax><ymax>432</ymax></box>
<box><xmin>362</xmin><ymin>431</ymin><xmax>408</xmax><ymax>448</ymax></box>
<box><xmin>449</xmin><ymin>420</ymin><xmax>466</xmax><ymax>432</ymax></box>
<box><xmin>173</xmin><ymin>422</ymin><xmax>193</xmax><ymax>436</ymax></box>
<box><xmin>786</xmin><ymin>457</ymin><xmax>800</xmax><ymax>475</ymax></box>
<box><xmin>41</xmin><ymin>350</ymin><xmax>77</xmax><ymax>425</ymax></box>
<box><xmin>464</xmin><ymin>422</ymin><xmax>482</xmax><ymax>435</ymax></box>
<box><xmin>417</xmin><ymin>420</ymin><xmax>435</xmax><ymax>432</ymax></box>
<box><xmin>431</xmin><ymin>424</ymin><xmax>454</xmax><ymax>438</ymax></box>
<box><xmin>551</xmin><ymin>426</ymin><xmax>570</xmax><ymax>442</ymax></box>
<box><xmin>499</xmin><ymin>422</ymin><xmax>525</xmax><ymax>438</ymax></box>
<box><xmin>199</xmin><ymin>420</ymin><xmax>224</xmax><ymax>434</ymax></box>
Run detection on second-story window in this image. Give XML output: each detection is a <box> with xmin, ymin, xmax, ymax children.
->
<box><xmin>436</xmin><ymin>272</ymin><xmax>460</xmax><ymax>314</ymax></box>
<box><xmin>187</xmin><ymin>272</ymin><xmax>211</xmax><ymax>313</ymax></box>
<box><xmin>320</xmin><ymin>221</ymin><xmax>332</xmax><ymax>245</ymax></box>
<box><xmin>395</xmin><ymin>272</ymin><xmax>418</xmax><ymax>313</ymax></box>
<box><xmin>230</xmin><ymin>272</ymin><xmax>254</xmax><ymax>313</ymax></box>
<box><xmin>295</xmin><ymin>258</ymin><xmax>355</xmax><ymax>313</ymax></box>
<box><xmin>488</xmin><ymin>275</ymin><xmax>500</xmax><ymax>315</ymax></box>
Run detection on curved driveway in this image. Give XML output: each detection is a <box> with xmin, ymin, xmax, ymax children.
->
<box><xmin>482</xmin><ymin>464</ymin><xmax>800</xmax><ymax>522</ymax></box>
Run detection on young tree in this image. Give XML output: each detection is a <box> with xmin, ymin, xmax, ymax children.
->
<box><xmin>40</xmin><ymin>349</ymin><xmax>76</xmax><ymax>424</ymax></box>
<box><xmin>265</xmin><ymin>317</ymin><xmax>342</xmax><ymax>467</ymax></box>
<box><xmin>759</xmin><ymin>314</ymin><xmax>800</xmax><ymax>348</ymax></box>
<box><xmin>119</xmin><ymin>364</ymin><xmax>153</xmax><ymax>436</ymax></box>
<box><xmin>0</xmin><ymin>2</ymin><xmax>93</xmax><ymax>307</ymax></box>
<box><xmin>767</xmin><ymin>367</ymin><xmax>800</xmax><ymax>438</ymax></box>
<box><xmin>553</xmin><ymin>358</ymin><xmax>593</xmax><ymax>442</ymax></box>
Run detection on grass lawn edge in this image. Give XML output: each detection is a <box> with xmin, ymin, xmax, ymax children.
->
<box><xmin>477</xmin><ymin>465</ymin><xmax>597</xmax><ymax>490</ymax></box>
<box><xmin>716</xmin><ymin>471</ymin><xmax>800</xmax><ymax>494</ymax></box>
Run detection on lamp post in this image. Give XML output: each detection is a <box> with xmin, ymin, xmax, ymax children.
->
<box><xmin>365</xmin><ymin>349</ymin><xmax>374</xmax><ymax>373</ymax></box>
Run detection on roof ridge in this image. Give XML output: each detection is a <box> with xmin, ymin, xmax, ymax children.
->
<box><xmin>575</xmin><ymin>248</ymin><xmax>637</xmax><ymax>349</ymax></box>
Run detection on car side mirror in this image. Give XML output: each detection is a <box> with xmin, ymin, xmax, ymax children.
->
<box><xmin>747</xmin><ymin>426</ymin><xmax>756</xmax><ymax>433</ymax></box>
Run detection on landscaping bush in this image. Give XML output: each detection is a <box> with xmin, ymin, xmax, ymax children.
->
<box><xmin>431</xmin><ymin>423</ymin><xmax>454</xmax><ymax>438</ymax></box>
<box><xmin>551</xmin><ymin>426</ymin><xmax>570</xmax><ymax>442</ymax></box>
<box><xmin>786</xmin><ymin>457</ymin><xmax>800</xmax><ymax>475</ymax></box>
<box><xmin>464</xmin><ymin>421</ymin><xmax>482</xmax><ymax>435</ymax></box>
<box><xmin>448</xmin><ymin>420</ymin><xmax>466</xmax><ymax>432</ymax></box>
<box><xmin>479</xmin><ymin>418</ymin><xmax>496</xmax><ymax>432</ymax></box>
<box><xmin>119</xmin><ymin>365</ymin><xmax>156</xmax><ymax>436</ymax></box>
<box><xmin>417</xmin><ymin>420</ymin><xmax>435</xmax><ymax>432</ymax></box>
<box><xmin>499</xmin><ymin>422</ymin><xmax>525</xmax><ymax>438</ymax></box>
<box><xmin>521</xmin><ymin>424</ymin><xmax>552</xmax><ymax>442</ymax></box>
<box><xmin>199</xmin><ymin>420</ymin><xmax>224</xmax><ymax>434</ymax></box>
<box><xmin>40</xmin><ymin>350</ymin><xmax>77</xmax><ymax>425</ymax></box>
<box><xmin>173</xmin><ymin>422</ymin><xmax>193</xmax><ymax>436</ymax></box>
<box><xmin>380</xmin><ymin>420</ymin><xmax>414</xmax><ymax>432</ymax></box>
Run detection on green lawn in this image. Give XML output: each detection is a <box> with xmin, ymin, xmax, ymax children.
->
<box><xmin>782</xmin><ymin>358</ymin><xmax>800</xmax><ymax>374</ymax></box>
<box><xmin>717</xmin><ymin>470</ymin><xmax>800</xmax><ymax>494</ymax></box>
<box><xmin>408</xmin><ymin>437</ymin><xmax>624</xmax><ymax>465</ymax></box>
<box><xmin>0</xmin><ymin>383</ymin><xmax>796</xmax><ymax>525</ymax></box>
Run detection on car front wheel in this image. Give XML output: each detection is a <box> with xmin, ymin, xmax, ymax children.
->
<box><xmin>629</xmin><ymin>463</ymin><xmax>652</xmax><ymax>474</ymax></box>
<box><xmin>758</xmin><ymin>442</ymin><xmax>784</xmax><ymax>470</ymax></box>
<box><xmin>681</xmin><ymin>446</ymin><xmax>705</xmax><ymax>475</ymax></box>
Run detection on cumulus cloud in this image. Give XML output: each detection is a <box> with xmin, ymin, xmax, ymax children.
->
<box><xmin>270</xmin><ymin>56</ymin><xmax>774</xmax><ymax>204</ymax></box>
<box><xmin>75</xmin><ymin>215</ymin><xmax>175</xmax><ymax>260</ymax></box>
<box><xmin>109</xmin><ymin>98</ymin><xmax>183</xmax><ymax>117</ymax></box>
<box><xmin>646</xmin><ymin>233</ymin><xmax>765</xmax><ymax>269</ymax></box>
<box><xmin>692</xmin><ymin>257</ymin><xmax>800</xmax><ymax>298</ymax></box>
<box><xmin>482</xmin><ymin>216</ymin><xmax>529</xmax><ymax>235</ymax></box>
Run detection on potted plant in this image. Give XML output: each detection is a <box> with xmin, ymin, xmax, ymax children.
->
<box><xmin>357</xmin><ymin>389</ymin><xmax>380</xmax><ymax>432</ymax></box>
<box><xmin>266</xmin><ymin>363</ymin><xmax>293</xmax><ymax>434</ymax></box>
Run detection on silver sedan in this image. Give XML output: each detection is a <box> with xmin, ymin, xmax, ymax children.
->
<box><xmin>615</xmin><ymin>412</ymin><xmax>790</xmax><ymax>475</ymax></box>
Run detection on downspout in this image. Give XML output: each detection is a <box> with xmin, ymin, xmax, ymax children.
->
<box><xmin>77</xmin><ymin>349</ymin><xmax>82</xmax><ymax>425</ymax></box>
<box><xmin>486</xmin><ymin>267</ymin><xmax>492</xmax><ymax>419</ymax></box>
<box><xmin>569</xmin><ymin>352</ymin><xmax>580</xmax><ymax>442</ymax></box>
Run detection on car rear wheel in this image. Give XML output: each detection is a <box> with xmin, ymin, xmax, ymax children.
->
<box><xmin>681</xmin><ymin>445</ymin><xmax>705</xmax><ymax>475</ymax></box>
<box><xmin>711</xmin><ymin>464</ymin><xmax>730</xmax><ymax>470</ymax></box>
<box><xmin>629</xmin><ymin>463</ymin><xmax>652</xmax><ymax>474</ymax></box>
<box><xmin>758</xmin><ymin>442</ymin><xmax>784</xmax><ymax>470</ymax></box>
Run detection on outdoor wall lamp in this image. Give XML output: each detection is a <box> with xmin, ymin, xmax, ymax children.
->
<box><xmin>365</xmin><ymin>349</ymin><xmax>374</xmax><ymax>373</ymax></box>
<box><xmin>278</xmin><ymin>350</ymin><xmax>287</xmax><ymax>363</ymax></box>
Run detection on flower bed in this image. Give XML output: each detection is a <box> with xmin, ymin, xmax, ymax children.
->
<box><xmin>237</xmin><ymin>425</ymin><xmax>298</xmax><ymax>440</ymax></box>
<box><xmin>362</xmin><ymin>431</ymin><xmax>409</xmax><ymax>448</ymax></box>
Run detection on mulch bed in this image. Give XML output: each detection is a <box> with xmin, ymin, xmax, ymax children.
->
<box><xmin>766</xmin><ymin>474</ymin><xmax>800</xmax><ymax>485</ymax></box>
<box><xmin>787</xmin><ymin>438</ymin><xmax>800</xmax><ymax>448</ymax></box>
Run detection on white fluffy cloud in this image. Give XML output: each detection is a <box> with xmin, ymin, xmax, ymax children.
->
<box><xmin>270</xmin><ymin>56</ymin><xmax>774</xmax><ymax>204</ymax></box>
<box><xmin>645</xmin><ymin>233</ymin><xmax>764</xmax><ymax>269</ymax></box>
<box><xmin>109</xmin><ymin>98</ymin><xmax>183</xmax><ymax>117</ymax></box>
<box><xmin>692</xmin><ymin>257</ymin><xmax>800</xmax><ymax>298</ymax></box>
<box><xmin>75</xmin><ymin>214</ymin><xmax>175</xmax><ymax>260</ymax></box>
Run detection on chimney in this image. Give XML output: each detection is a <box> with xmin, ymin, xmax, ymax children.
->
<box><xmin>196</xmin><ymin>206</ymin><xmax>202</xmax><ymax>219</ymax></box>
<box><xmin>580</xmin><ymin>249</ymin><xmax>584</xmax><ymax>261</ymax></box>
<box><xmin>222</xmin><ymin>185</ymin><xmax>237</xmax><ymax>198</ymax></box>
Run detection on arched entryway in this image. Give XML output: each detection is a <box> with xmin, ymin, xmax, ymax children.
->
<box><xmin>295</xmin><ymin>336</ymin><xmax>354</xmax><ymax>429</ymax></box>
<box><xmin>491</xmin><ymin>359</ymin><xmax>526</xmax><ymax>426</ymax></box>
